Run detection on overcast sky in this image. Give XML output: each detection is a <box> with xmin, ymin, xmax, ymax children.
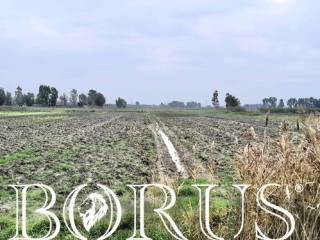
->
<box><xmin>0</xmin><ymin>0</ymin><xmax>319</xmax><ymax>105</ymax></box>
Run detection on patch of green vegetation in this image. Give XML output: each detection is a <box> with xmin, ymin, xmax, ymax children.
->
<box><xmin>46</xmin><ymin>148</ymin><xmax>79</xmax><ymax>161</ymax></box>
<box><xmin>0</xmin><ymin>215</ymin><xmax>54</xmax><ymax>240</ymax></box>
<box><xmin>177</xmin><ymin>178</ymin><xmax>211</xmax><ymax>186</ymax></box>
<box><xmin>0</xmin><ymin>216</ymin><xmax>16</xmax><ymax>240</ymax></box>
<box><xmin>0</xmin><ymin>175</ymin><xmax>7</xmax><ymax>184</ymax></box>
<box><xmin>151</xmin><ymin>108</ymin><xmax>298</xmax><ymax>122</ymax></box>
<box><xmin>179</xmin><ymin>185</ymin><xmax>197</xmax><ymax>196</ymax></box>
<box><xmin>55</xmin><ymin>163</ymin><xmax>73</xmax><ymax>172</ymax></box>
<box><xmin>0</xmin><ymin>150</ymin><xmax>36</xmax><ymax>165</ymax></box>
<box><xmin>0</xmin><ymin>109</ymin><xmax>68</xmax><ymax>117</ymax></box>
<box><xmin>216</xmin><ymin>155</ymin><xmax>236</xmax><ymax>186</ymax></box>
<box><xmin>213</xmin><ymin>197</ymin><xmax>231</xmax><ymax>210</ymax></box>
<box><xmin>28</xmin><ymin>219</ymin><xmax>51</xmax><ymax>238</ymax></box>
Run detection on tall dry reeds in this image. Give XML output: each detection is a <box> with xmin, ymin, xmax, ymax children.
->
<box><xmin>236</xmin><ymin>116</ymin><xmax>320</xmax><ymax>239</ymax></box>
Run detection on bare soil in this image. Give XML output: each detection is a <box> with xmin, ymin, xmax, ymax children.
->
<box><xmin>0</xmin><ymin>109</ymin><xmax>289</xmax><ymax>195</ymax></box>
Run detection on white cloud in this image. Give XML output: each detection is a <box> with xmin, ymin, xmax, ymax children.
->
<box><xmin>235</xmin><ymin>37</ymin><xmax>272</xmax><ymax>55</ymax></box>
<box><xmin>0</xmin><ymin>16</ymin><xmax>107</xmax><ymax>52</ymax></box>
<box><xmin>268</xmin><ymin>0</ymin><xmax>296</xmax><ymax>5</ymax></box>
<box><xmin>190</xmin><ymin>0</ymin><xmax>302</xmax><ymax>56</ymax></box>
<box><xmin>127</xmin><ymin>34</ymin><xmax>180</xmax><ymax>71</ymax></box>
<box><xmin>0</xmin><ymin>0</ymin><xmax>318</xmax><ymax>104</ymax></box>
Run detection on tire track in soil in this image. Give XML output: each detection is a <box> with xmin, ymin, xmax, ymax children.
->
<box><xmin>155</xmin><ymin>118</ymin><xmax>215</xmax><ymax>179</ymax></box>
<box><xmin>157</xmin><ymin>116</ymin><xmax>282</xmax><ymax>181</ymax></box>
<box><xmin>149</xmin><ymin>121</ymin><xmax>188</xmax><ymax>178</ymax></box>
<box><xmin>165</xmin><ymin>118</ymin><xmax>244</xmax><ymax>178</ymax></box>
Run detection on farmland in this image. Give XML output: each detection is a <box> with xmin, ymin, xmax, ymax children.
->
<box><xmin>0</xmin><ymin>108</ymin><xmax>290</xmax><ymax>188</ymax></box>
<box><xmin>0</xmin><ymin>107</ymin><xmax>304</xmax><ymax>239</ymax></box>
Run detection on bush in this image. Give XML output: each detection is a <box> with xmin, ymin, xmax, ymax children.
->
<box><xmin>88</xmin><ymin>90</ymin><xmax>106</xmax><ymax>107</ymax></box>
<box><xmin>225</xmin><ymin>93</ymin><xmax>240</xmax><ymax>108</ymax></box>
<box><xmin>95</xmin><ymin>93</ymin><xmax>106</xmax><ymax>106</ymax></box>
<box><xmin>116</xmin><ymin>97</ymin><xmax>127</xmax><ymax>108</ymax></box>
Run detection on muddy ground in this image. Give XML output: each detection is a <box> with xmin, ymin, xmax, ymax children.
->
<box><xmin>0</xmin><ymin>108</ymin><xmax>301</xmax><ymax>239</ymax></box>
<box><xmin>0</xmin><ymin>109</ymin><xmax>292</xmax><ymax>197</ymax></box>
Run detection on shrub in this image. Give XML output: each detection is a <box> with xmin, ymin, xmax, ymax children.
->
<box><xmin>88</xmin><ymin>90</ymin><xmax>106</xmax><ymax>106</ymax></box>
<box><xmin>95</xmin><ymin>93</ymin><xmax>106</xmax><ymax>106</ymax></box>
<box><xmin>225</xmin><ymin>93</ymin><xmax>240</xmax><ymax>108</ymax></box>
<box><xmin>116</xmin><ymin>97</ymin><xmax>127</xmax><ymax>108</ymax></box>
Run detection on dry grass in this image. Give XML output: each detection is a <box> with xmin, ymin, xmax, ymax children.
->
<box><xmin>236</xmin><ymin>116</ymin><xmax>320</xmax><ymax>239</ymax></box>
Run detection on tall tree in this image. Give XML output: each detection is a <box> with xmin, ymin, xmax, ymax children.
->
<box><xmin>262</xmin><ymin>98</ymin><xmax>269</xmax><ymax>108</ymax></box>
<box><xmin>116</xmin><ymin>97</ymin><xmax>127</xmax><ymax>108</ymax></box>
<box><xmin>88</xmin><ymin>90</ymin><xmax>97</xmax><ymax>106</ymax></box>
<box><xmin>15</xmin><ymin>86</ymin><xmax>24</xmax><ymax>106</ymax></box>
<box><xmin>24</xmin><ymin>93</ymin><xmax>35</xmax><ymax>106</ymax></box>
<box><xmin>313</xmin><ymin>99</ymin><xmax>320</xmax><ymax>108</ymax></box>
<box><xmin>37</xmin><ymin>85</ymin><xmax>51</xmax><ymax>105</ymax></box>
<box><xmin>262</xmin><ymin>97</ymin><xmax>278</xmax><ymax>108</ymax></box>
<box><xmin>70</xmin><ymin>89</ymin><xmax>78</xmax><ymax>106</ymax></box>
<box><xmin>225</xmin><ymin>93</ymin><xmax>240</xmax><ymax>108</ymax></box>
<box><xmin>278</xmin><ymin>99</ymin><xmax>285</xmax><ymax>109</ymax></box>
<box><xmin>0</xmin><ymin>88</ymin><xmax>5</xmax><ymax>106</ymax></box>
<box><xmin>87</xmin><ymin>90</ymin><xmax>105</xmax><ymax>106</ymax></box>
<box><xmin>297</xmin><ymin>98</ymin><xmax>307</xmax><ymax>108</ymax></box>
<box><xmin>95</xmin><ymin>93</ymin><xmax>105</xmax><ymax>106</ymax></box>
<box><xmin>212</xmin><ymin>90</ymin><xmax>219</xmax><ymax>108</ymax></box>
<box><xmin>49</xmin><ymin>87</ymin><xmax>58</xmax><ymax>106</ymax></box>
<box><xmin>78</xmin><ymin>93</ymin><xmax>88</xmax><ymax>107</ymax></box>
<box><xmin>5</xmin><ymin>92</ymin><xmax>12</xmax><ymax>106</ymax></box>
<box><xmin>269</xmin><ymin>97</ymin><xmax>278</xmax><ymax>108</ymax></box>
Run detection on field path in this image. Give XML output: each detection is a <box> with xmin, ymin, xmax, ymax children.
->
<box><xmin>154</xmin><ymin>121</ymin><xmax>188</xmax><ymax>177</ymax></box>
<box><xmin>146</xmin><ymin>112</ymin><xmax>191</xmax><ymax>178</ymax></box>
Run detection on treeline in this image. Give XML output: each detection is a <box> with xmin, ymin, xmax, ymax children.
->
<box><xmin>209</xmin><ymin>91</ymin><xmax>320</xmax><ymax>111</ymax></box>
<box><xmin>0</xmin><ymin>85</ymin><xmax>128</xmax><ymax>108</ymax></box>
<box><xmin>2</xmin><ymin>85</ymin><xmax>318</xmax><ymax>112</ymax></box>
<box><xmin>262</xmin><ymin>97</ymin><xmax>320</xmax><ymax>110</ymax></box>
<box><xmin>161</xmin><ymin>91</ymin><xmax>241</xmax><ymax>109</ymax></box>
<box><xmin>159</xmin><ymin>101</ymin><xmax>202</xmax><ymax>108</ymax></box>
<box><xmin>0</xmin><ymin>86</ymin><xmax>35</xmax><ymax>107</ymax></box>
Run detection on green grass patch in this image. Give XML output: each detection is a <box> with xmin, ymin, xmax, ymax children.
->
<box><xmin>55</xmin><ymin>163</ymin><xmax>74</xmax><ymax>172</ymax></box>
<box><xmin>151</xmin><ymin>108</ymin><xmax>298</xmax><ymax>122</ymax></box>
<box><xmin>46</xmin><ymin>148</ymin><xmax>79</xmax><ymax>161</ymax></box>
<box><xmin>0</xmin><ymin>150</ymin><xmax>35</xmax><ymax>165</ymax></box>
<box><xmin>0</xmin><ymin>109</ymin><xmax>68</xmax><ymax>117</ymax></box>
<box><xmin>0</xmin><ymin>216</ymin><xmax>16</xmax><ymax>240</ymax></box>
